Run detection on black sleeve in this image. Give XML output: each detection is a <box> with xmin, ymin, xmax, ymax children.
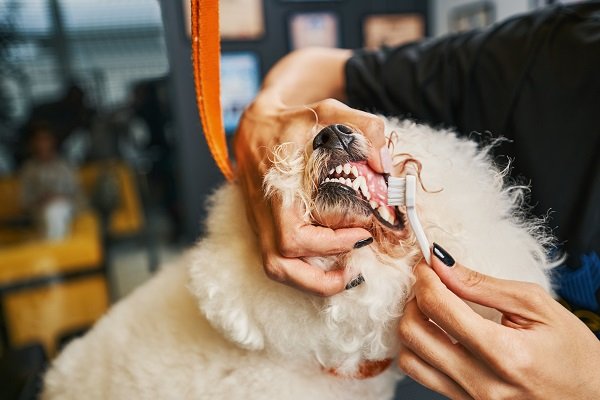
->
<box><xmin>346</xmin><ymin>3</ymin><xmax>600</xmax><ymax>259</ymax></box>
<box><xmin>345</xmin><ymin>3</ymin><xmax>598</xmax><ymax>139</ymax></box>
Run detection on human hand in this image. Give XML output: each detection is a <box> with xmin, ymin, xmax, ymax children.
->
<box><xmin>397</xmin><ymin>243</ymin><xmax>600</xmax><ymax>400</ymax></box>
<box><xmin>234</xmin><ymin>91</ymin><xmax>390</xmax><ymax>296</ymax></box>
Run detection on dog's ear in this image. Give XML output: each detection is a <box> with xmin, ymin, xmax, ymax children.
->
<box><xmin>188</xmin><ymin>250</ymin><xmax>266</xmax><ymax>351</ymax></box>
<box><xmin>186</xmin><ymin>185</ymin><xmax>267</xmax><ymax>351</ymax></box>
<box><xmin>198</xmin><ymin>289</ymin><xmax>265</xmax><ymax>351</ymax></box>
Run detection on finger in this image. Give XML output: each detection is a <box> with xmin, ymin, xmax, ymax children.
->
<box><xmin>429</xmin><ymin>244</ymin><xmax>554</xmax><ymax>322</ymax></box>
<box><xmin>273</xmin><ymin>201</ymin><xmax>371</xmax><ymax>257</ymax></box>
<box><xmin>264</xmin><ymin>254</ymin><xmax>348</xmax><ymax>297</ymax></box>
<box><xmin>412</xmin><ymin>261</ymin><xmax>502</xmax><ymax>357</ymax></box>
<box><xmin>258</xmin><ymin>200</ymin><xmax>353</xmax><ymax>296</ymax></box>
<box><xmin>398</xmin><ymin>300</ymin><xmax>500</xmax><ymax>394</ymax></box>
<box><xmin>397</xmin><ymin>347</ymin><xmax>474</xmax><ymax>400</ymax></box>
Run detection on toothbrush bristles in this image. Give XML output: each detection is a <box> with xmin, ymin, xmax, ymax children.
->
<box><xmin>387</xmin><ymin>176</ymin><xmax>407</xmax><ymax>206</ymax></box>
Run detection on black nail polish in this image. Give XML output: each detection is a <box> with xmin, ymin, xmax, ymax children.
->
<box><xmin>354</xmin><ymin>237</ymin><xmax>373</xmax><ymax>249</ymax></box>
<box><xmin>432</xmin><ymin>243</ymin><xmax>455</xmax><ymax>267</ymax></box>
<box><xmin>345</xmin><ymin>274</ymin><xmax>365</xmax><ymax>290</ymax></box>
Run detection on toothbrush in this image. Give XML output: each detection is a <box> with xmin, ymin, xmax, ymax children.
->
<box><xmin>387</xmin><ymin>175</ymin><xmax>431</xmax><ymax>265</ymax></box>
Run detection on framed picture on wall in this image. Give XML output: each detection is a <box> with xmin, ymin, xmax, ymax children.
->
<box><xmin>288</xmin><ymin>12</ymin><xmax>340</xmax><ymax>50</ymax></box>
<box><xmin>449</xmin><ymin>1</ymin><xmax>495</xmax><ymax>33</ymax></box>
<box><xmin>363</xmin><ymin>14</ymin><xmax>424</xmax><ymax>50</ymax></box>
<box><xmin>220</xmin><ymin>52</ymin><xmax>261</xmax><ymax>134</ymax></box>
<box><xmin>183</xmin><ymin>0</ymin><xmax>265</xmax><ymax>40</ymax></box>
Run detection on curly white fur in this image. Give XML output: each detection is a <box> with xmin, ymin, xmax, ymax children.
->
<box><xmin>42</xmin><ymin>118</ymin><xmax>554</xmax><ymax>400</ymax></box>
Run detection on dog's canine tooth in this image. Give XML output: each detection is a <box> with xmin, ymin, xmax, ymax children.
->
<box><xmin>351</xmin><ymin>166</ymin><xmax>359</xmax><ymax>178</ymax></box>
<box><xmin>377</xmin><ymin>206</ymin><xmax>391</xmax><ymax>222</ymax></box>
<box><xmin>369</xmin><ymin>200</ymin><xmax>378</xmax><ymax>209</ymax></box>
<box><xmin>359</xmin><ymin>179</ymin><xmax>370</xmax><ymax>200</ymax></box>
<box><xmin>343</xmin><ymin>163</ymin><xmax>351</xmax><ymax>175</ymax></box>
<box><xmin>335</xmin><ymin>165</ymin><xmax>343</xmax><ymax>174</ymax></box>
<box><xmin>352</xmin><ymin>179</ymin><xmax>361</xmax><ymax>191</ymax></box>
<box><xmin>388</xmin><ymin>212</ymin><xmax>396</xmax><ymax>225</ymax></box>
<box><xmin>328</xmin><ymin>168</ymin><xmax>334</xmax><ymax>176</ymax></box>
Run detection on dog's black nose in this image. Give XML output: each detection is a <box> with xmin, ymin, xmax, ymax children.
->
<box><xmin>312</xmin><ymin>124</ymin><xmax>355</xmax><ymax>151</ymax></box>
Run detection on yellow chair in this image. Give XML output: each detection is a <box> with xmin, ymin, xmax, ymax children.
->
<box><xmin>0</xmin><ymin>161</ymin><xmax>144</xmax><ymax>356</ymax></box>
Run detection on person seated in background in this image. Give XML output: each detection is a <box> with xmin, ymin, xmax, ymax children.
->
<box><xmin>20</xmin><ymin>122</ymin><xmax>82</xmax><ymax>240</ymax></box>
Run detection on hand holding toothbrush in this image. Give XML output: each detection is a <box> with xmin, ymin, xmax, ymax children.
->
<box><xmin>397</xmin><ymin>245</ymin><xmax>600</xmax><ymax>400</ymax></box>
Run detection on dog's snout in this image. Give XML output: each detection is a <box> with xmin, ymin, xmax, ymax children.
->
<box><xmin>312</xmin><ymin>124</ymin><xmax>355</xmax><ymax>151</ymax></box>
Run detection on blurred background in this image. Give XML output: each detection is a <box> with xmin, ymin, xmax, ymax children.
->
<box><xmin>0</xmin><ymin>0</ymin><xmax>580</xmax><ymax>398</ymax></box>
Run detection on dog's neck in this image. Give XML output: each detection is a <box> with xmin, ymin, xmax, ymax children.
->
<box><xmin>187</xmin><ymin>185</ymin><xmax>416</xmax><ymax>377</ymax></box>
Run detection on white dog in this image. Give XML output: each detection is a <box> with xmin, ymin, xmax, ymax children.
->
<box><xmin>42</xmin><ymin>118</ymin><xmax>554</xmax><ymax>400</ymax></box>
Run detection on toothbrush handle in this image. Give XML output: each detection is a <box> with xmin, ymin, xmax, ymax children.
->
<box><xmin>405</xmin><ymin>175</ymin><xmax>431</xmax><ymax>265</ymax></box>
<box><xmin>407</xmin><ymin>206</ymin><xmax>431</xmax><ymax>265</ymax></box>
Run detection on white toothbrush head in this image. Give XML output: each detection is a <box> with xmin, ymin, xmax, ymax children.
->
<box><xmin>387</xmin><ymin>174</ymin><xmax>431</xmax><ymax>264</ymax></box>
<box><xmin>387</xmin><ymin>176</ymin><xmax>406</xmax><ymax>206</ymax></box>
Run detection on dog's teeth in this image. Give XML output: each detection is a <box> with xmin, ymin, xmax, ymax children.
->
<box><xmin>335</xmin><ymin>165</ymin><xmax>343</xmax><ymax>174</ymax></box>
<box><xmin>377</xmin><ymin>206</ymin><xmax>391</xmax><ymax>222</ymax></box>
<box><xmin>369</xmin><ymin>200</ymin><xmax>378</xmax><ymax>209</ymax></box>
<box><xmin>329</xmin><ymin>168</ymin><xmax>334</xmax><ymax>176</ymax></box>
<box><xmin>388</xmin><ymin>212</ymin><xmax>396</xmax><ymax>225</ymax></box>
<box><xmin>325</xmin><ymin>178</ymin><xmax>330</xmax><ymax>182</ymax></box>
<box><xmin>359</xmin><ymin>179</ymin><xmax>370</xmax><ymax>200</ymax></box>
<box><xmin>351</xmin><ymin>166</ymin><xmax>359</xmax><ymax>178</ymax></box>
<box><xmin>345</xmin><ymin>178</ymin><xmax>353</xmax><ymax>187</ymax></box>
<box><xmin>343</xmin><ymin>163</ymin><xmax>351</xmax><ymax>175</ymax></box>
<box><xmin>354</xmin><ymin>176</ymin><xmax>365</xmax><ymax>194</ymax></box>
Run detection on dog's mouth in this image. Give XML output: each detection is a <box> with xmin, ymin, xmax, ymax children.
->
<box><xmin>318</xmin><ymin>161</ymin><xmax>403</xmax><ymax>230</ymax></box>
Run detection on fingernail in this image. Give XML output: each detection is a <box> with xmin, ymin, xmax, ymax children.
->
<box><xmin>432</xmin><ymin>243</ymin><xmax>455</xmax><ymax>267</ymax></box>
<box><xmin>345</xmin><ymin>274</ymin><xmax>365</xmax><ymax>290</ymax></box>
<box><xmin>354</xmin><ymin>237</ymin><xmax>373</xmax><ymax>249</ymax></box>
<box><xmin>380</xmin><ymin>147</ymin><xmax>392</xmax><ymax>174</ymax></box>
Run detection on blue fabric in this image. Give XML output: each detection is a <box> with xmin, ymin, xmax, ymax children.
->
<box><xmin>555</xmin><ymin>252</ymin><xmax>600</xmax><ymax>312</ymax></box>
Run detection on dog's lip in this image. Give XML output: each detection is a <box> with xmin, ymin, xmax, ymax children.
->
<box><xmin>319</xmin><ymin>161</ymin><xmax>401</xmax><ymax>228</ymax></box>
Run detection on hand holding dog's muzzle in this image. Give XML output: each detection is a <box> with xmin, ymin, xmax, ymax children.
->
<box><xmin>234</xmin><ymin>93</ymin><xmax>389</xmax><ymax>296</ymax></box>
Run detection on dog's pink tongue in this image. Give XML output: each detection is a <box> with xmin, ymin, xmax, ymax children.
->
<box><xmin>351</xmin><ymin>162</ymin><xmax>388</xmax><ymax>204</ymax></box>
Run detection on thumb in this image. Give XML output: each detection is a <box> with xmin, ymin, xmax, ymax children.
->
<box><xmin>429</xmin><ymin>243</ymin><xmax>553</xmax><ymax>321</ymax></box>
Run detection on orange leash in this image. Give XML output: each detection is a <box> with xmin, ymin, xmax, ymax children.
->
<box><xmin>191</xmin><ymin>0</ymin><xmax>235</xmax><ymax>181</ymax></box>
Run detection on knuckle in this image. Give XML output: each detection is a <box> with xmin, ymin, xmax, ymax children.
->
<box><xmin>396</xmin><ymin>318</ymin><xmax>411</xmax><ymax>341</ymax></box>
<box><xmin>317</xmin><ymin>98</ymin><xmax>341</xmax><ymax>112</ymax></box>
<box><xmin>263</xmin><ymin>258</ymin><xmax>286</xmax><ymax>283</ymax></box>
<box><xmin>396</xmin><ymin>349</ymin><xmax>419</xmax><ymax>377</ymax></box>
<box><xmin>523</xmin><ymin>283</ymin><xmax>549</xmax><ymax>307</ymax></box>
<box><xmin>278</xmin><ymin>234</ymin><xmax>301</xmax><ymax>258</ymax></box>
<box><xmin>480</xmin><ymin>385</ymin><xmax>521</xmax><ymax>400</ymax></box>
<box><xmin>416</xmin><ymin>286</ymin><xmax>439</xmax><ymax>315</ymax></box>
<box><xmin>365</xmin><ymin>116</ymin><xmax>384</xmax><ymax>133</ymax></box>
<box><xmin>461</xmin><ymin>269</ymin><xmax>487</xmax><ymax>289</ymax></box>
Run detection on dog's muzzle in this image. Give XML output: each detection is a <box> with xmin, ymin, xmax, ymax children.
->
<box><xmin>312</xmin><ymin>124</ymin><xmax>404</xmax><ymax>230</ymax></box>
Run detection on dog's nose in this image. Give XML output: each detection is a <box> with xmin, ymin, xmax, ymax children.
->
<box><xmin>312</xmin><ymin>124</ymin><xmax>355</xmax><ymax>151</ymax></box>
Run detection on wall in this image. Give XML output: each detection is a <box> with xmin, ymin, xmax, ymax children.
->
<box><xmin>430</xmin><ymin>0</ymin><xmax>533</xmax><ymax>37</ymax></box>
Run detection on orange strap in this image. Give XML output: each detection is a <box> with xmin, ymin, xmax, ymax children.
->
<box><xmin>191</xmin><ymin>0</ymin><xmax>235</xmax><ymax>181</ymax></box>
